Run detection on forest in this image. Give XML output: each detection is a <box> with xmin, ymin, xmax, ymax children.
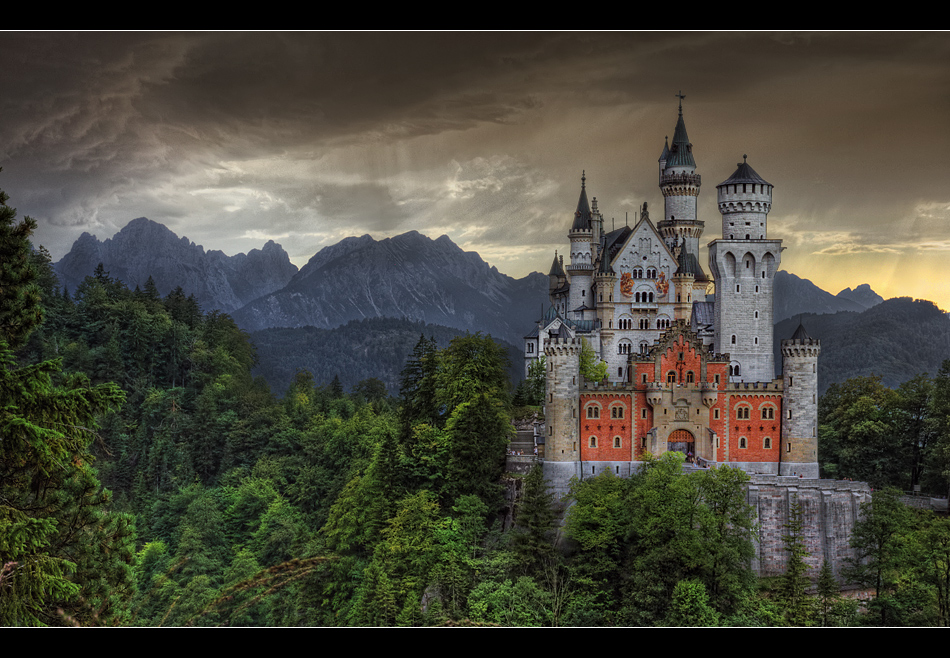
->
<box><xmin>2</xmin><ymin>180</ymin><xmax>950</xmax><ymax>627</ymax></box>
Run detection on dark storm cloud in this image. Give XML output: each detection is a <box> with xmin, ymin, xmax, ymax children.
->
<box><xmin>2</xmin><ymin>32</ymin><xmax>950</xmax><ymax>307</ymax></box>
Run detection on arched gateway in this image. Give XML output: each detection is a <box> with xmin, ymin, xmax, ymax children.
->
<box><xmin>667</xmin><ymin>428</ymin><xmax>694</xmax><ymax>456</ymax></box>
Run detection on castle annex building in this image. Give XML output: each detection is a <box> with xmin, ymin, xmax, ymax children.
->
<box><xmin>525</xmin><ymin>99</ymin><xmax>821</xmax><ymax>492</ymax></box>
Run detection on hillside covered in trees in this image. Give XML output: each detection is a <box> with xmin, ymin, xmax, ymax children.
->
<box><xmin>774</xmin><ymin>298</ymin><xmax>950</xmax><ymax>394</ymax></box>
<box><xmin>4</xmin><ymin>178</ymin><xmax>950</xmax><ymax>627</ymax></box>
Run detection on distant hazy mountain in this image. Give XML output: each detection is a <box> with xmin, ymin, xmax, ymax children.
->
<box><xmin>773</xmin><ymin>270</ymin><xmax>881</xmax><ymax>323</ymax></box>
<box><xmin>774</xmin><ymin>297</ymin><xmax>950</xmax><ymax>393</ymax></box>
<box><xmin>835</xmin><ymin>283</ymin><xmax>885</xmax><ymax>310</ymax></box>
<box><xmin>231</xmin><ymin>230</ymin><xmax>550</xmax><ymax>348</ymax></box>
<box><xmin>54</xmin><ymin>217</ymin><xmax>298</xmax><ymax>313</ymax></box>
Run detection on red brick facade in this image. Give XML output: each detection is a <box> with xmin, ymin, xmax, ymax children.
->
<box><xmin>576</xmin><ymin>325</ymin><xmax>784</xmax><ymax>467</ymax></box>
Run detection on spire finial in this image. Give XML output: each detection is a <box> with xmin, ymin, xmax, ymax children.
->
<box><xmin>675</xmin><ymin>91</ymin><xmax>686</xmax><ymax>115</ymax></box>
<box><xmin>743</xmin><ymin>154</ymin><xmax>748</xmax><ymax>163</ymax></box>
<box><xmin>581</xmin><ymin>170</ymin><xmax>586</xmax><ymax>189</ymax></box>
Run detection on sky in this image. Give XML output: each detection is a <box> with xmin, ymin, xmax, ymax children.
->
<box><xmin>2</xmin><ymin>31</ymin><xmax>950</xmax><ymax>309</ymax></box>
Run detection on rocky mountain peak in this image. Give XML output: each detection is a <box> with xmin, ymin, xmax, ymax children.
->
<box><xmin>54</xmin><ymin>218</ymin><xmax>298</xmax><ymax>313</ymax></box>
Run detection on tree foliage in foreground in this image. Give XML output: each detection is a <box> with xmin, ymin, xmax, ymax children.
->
<box><xmin>0</xmin><ymin>178</ymin><xmax>135</xmax><ymax>625</ymax></box>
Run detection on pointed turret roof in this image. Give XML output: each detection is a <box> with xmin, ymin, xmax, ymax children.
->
<box><xmin>570</xmin><ymin>171</ymin><xmax>592</xmax><ymax>231</ymax></box>
<box><xmin>597</xmin><ymin>235</ymin><xmax>614</xmax><ymax>275</ymax></box>
<box><xmin>549</xmin><ymin>251</ymin><xmax>565</xmax><ymax>278</ymax></box>
<box><xmin>665</xmin><ymin>95</ymin><xmax>696</xmax><ymax>169</ymax></box>
<box><xmin>790</xmin><ymin>319</ymin><xmax>812</xmax><ymax>341</ymax></box>
<box><xmin>673</xmin><ymin>242</ymin><xmax>708</xmax><ymax>281</ymax></box>
<box><xmin>719</xmin><ymin>155</ymin><xmax>771</xmax><ymax>187</ymax></box>
<box><xmin>658</xmin><ymin>135</ymin><xmax>670</xmax><ymax>162</ymax></box>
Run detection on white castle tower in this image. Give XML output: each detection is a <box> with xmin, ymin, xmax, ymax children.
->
<box><xmin>657</xmin><ymin>94</ymin><xmax>703</xmax><ymax>260</ymax></box>
<box><xmin>566</xmin><ymin>172</ymin><xmax>595</xmax><ymax>322</ymax></box>
<box><xmin>781</xmin><ymin>321</ymin><xmax>821</xmax><ymax>477</ymax></box>
<box><xmin>708</xmin><ymin>155</ymin><xmax>781</xmax><ymax>382</ymax></box>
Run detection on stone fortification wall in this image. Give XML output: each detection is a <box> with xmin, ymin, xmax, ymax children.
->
<box><xmin>747</xmin><ymin>475</ymin><xmax>871</xmax><ymax>581</ymax></box>
<box><xmin>536</xmin><ymin>461</ymin><xmax>871</xmax><ymax>581</ymax></box>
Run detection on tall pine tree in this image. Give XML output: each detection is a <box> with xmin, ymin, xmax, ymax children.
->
<box><xmin>0</xmin><ymin>177</ymin><xmax>135</xmax><ymax>625</ymax></box>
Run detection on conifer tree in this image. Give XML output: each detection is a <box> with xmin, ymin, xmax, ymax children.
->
<box><xmin>816</xmin><ymin>559</ymin><xmax>839</xmax><ymax>626</ymax></box>
<box><xmin>0</xmin><ymin>173</ymin><xmax>42</xmax><ymax>349</ymax></box>
<box><xmin>0</xmin><ymin>178</ymin><xmax>135</xmax><ymax>625</ymax></box>
<box><xmin>511</xmin><ymin>464</ymin><xmax>556</xmax><ymax>576</ymax></box>
<box><xmin>777</xmin><ymin>501</ymin><xmax>812</xmax><ymax>626</ymax></box>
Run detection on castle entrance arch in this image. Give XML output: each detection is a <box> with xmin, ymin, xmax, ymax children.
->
<box><xmin>667</xmin><ymin>429</ymin><xmax>695</xmax><ymax>459</ymax></box>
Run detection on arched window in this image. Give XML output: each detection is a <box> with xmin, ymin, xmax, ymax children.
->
<box><xmin>613</xmin><ymin>436</ymin><xmax>622</xmax><ymax>449</ymax></box>
<box><xmin>736</xmin><ymin>405</ymin><xmax>750</xmax><ymax>420</ymax></box>
<box><xmin>686</xmin><ymin>371</ymin><xmax>695</xmax><ymax>383</ymax></box>
<box><xmin>589</xmin><ymin>436</ymin><xmax>597</xmax><ymax>448</ymax></box>
<box><xmin>761</xmin><ymin>406</ymin><xmax>775</xmax><ymax>420</ymax></box>
<box><xmin>763</xmin><ymin>437</ymin><xmax>772</xmax><ymax>449</ymax></box>
<box><xmin>611</xmin><ymin>405</ymin><xmax>625</xmax><ymax>419</ymax></box>
<box><xmin>739</xmin><ymin>436</ymin><xmax>748</xmax><ymax>449</ymax></box>
<box><xmin>667</xmin><ymin>371</ymin><xmax>676</xmax><ymax>384</ymax></box>
<box><xmin>586</xmin><ymin>405</ymin><xmax>600</xmax><ymax>419</ymax></box>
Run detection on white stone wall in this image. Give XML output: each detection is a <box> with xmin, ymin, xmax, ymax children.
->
<box><xmin>717</xmin><ymin>184</ymin><xmax>772</xmax><ymax>239</ymax></box>
<box><xmin>545</xmin><ymin>337</ymin><xmax>580</xmax><ymax>462</ymax></box>
<box><xmin>664</xmin><ymin>195</ymin><xmax>696</xmax><ymax>222</ymax></box>
<box><xmin>781</xmin><ymin>340</ymin><xmax>821</xmax><ymax>477</ymax></box>
<box><xmin>709</xmin><ymin>240</ymin><xmax>782</xmax><ymax>382</ymax></box>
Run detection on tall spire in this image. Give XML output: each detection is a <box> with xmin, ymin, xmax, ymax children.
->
<box><xmin>666</xmin><ymin>92</ymin><xmax>695</xmax><ymax>169</ymax></box>
<box><xmin>571</xmin><ymin>170</ymin><xmax>592</xmax><ymax>231</ymax></box>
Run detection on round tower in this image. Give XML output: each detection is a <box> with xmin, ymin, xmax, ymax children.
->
<box><xmin>717</xmin><ymin>154</ymin><xmax>773</xmax><ymax>240</ymax></box>
<box><xmin>657</xmin><ymin>94</ymin><xmax>704</xmax><ymax>260</ymax></box>
<box><xmin>543</xmin><ymin>331</ymin><xmax>582</xmax><ymax>497</ymax></box>
<box><xmin>567</xmin><ymin>172</ymin><xmax>595</xmax><ymax>319</ymax></box>
<box><xmin>672</xmin><ymin>250</ymin><xmax>696</xmax><ymax>323</ymax></box>
<box><xmin>708</xmin><ymin>156</ymin><xmax>781</xmax><ymax>383</ymax></box>
<box><xmin>780</xmin><ymin>322</ymin><xmax>821</xmax><ymax>478</ymax></box>
<box><xmin>594</xmin><ymin>235</ymin><xmax>619</xmax><ymax>380</ymax></box>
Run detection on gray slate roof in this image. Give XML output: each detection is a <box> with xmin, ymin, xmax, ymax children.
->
<box><xmin>665</xmin><ymin>108</ymin><xmax>695</xmax><ymax>169</ymax></box>
<box><xmin>570</xmin><ymin>173</ymin><xmax>592</xmax><ymax>232</ymax></box>
<box><xmin>718</xmin><ymin>156</ymin><xmax>771</xmax><ymax>187</ymax></box>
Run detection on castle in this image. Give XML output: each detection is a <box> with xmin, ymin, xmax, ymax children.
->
<box><xmin>524</xmin><ymin>98</ymin><xmax>823</xmax><ymax>497</ymax></box>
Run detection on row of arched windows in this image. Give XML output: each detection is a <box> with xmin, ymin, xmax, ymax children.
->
<box><xmin>586</xmin><ymin>402</ymin><xmax>626</xmax><ymax>419</ymax></box>
<box><xmin>665</xmin><ymin>371</ymin><xmax>696</xmax><ymax>384</ymax></box>
<box><xmin>616</xmin><ymin>316</ymin><xmax>671</xmax><ymax>331</ymax></box>
<box><xmin>588</xmin><ymin>436</ymin><xmax>624</xmax><ymax>449</ymax></box>
<box><xmin>632</xmin><ymin>268</ymin><xmax>658</xmax><ymax>279</ymax></box>
<box><xmin>737</xmin><ymin>436</ymin><xmax>772</xmax><ymax>449</ymax></box>
<box><xmin>734</xmin><ymin>403</ymin><xmax>777</xmax><ymax>419</ymax></box>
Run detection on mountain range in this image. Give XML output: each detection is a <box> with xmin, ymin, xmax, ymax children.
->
<box><xmin>53</xmin><ymin>217</ymin><xmax>885</xmax><ymax>340</ymax></box>
<box><xmin>773</xmin><ymin>271</ymin><xmax>883</xmax><ymax>322</ymax></box>
<box><xmin>56</xmin><ymin>217</ymin><xmax>934</xmax><ymax>394</ymax></box>
<box><xmin>54</xmin><ymin>217</ymin><xmax>299</xmax><ymax>313</ymax></box>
